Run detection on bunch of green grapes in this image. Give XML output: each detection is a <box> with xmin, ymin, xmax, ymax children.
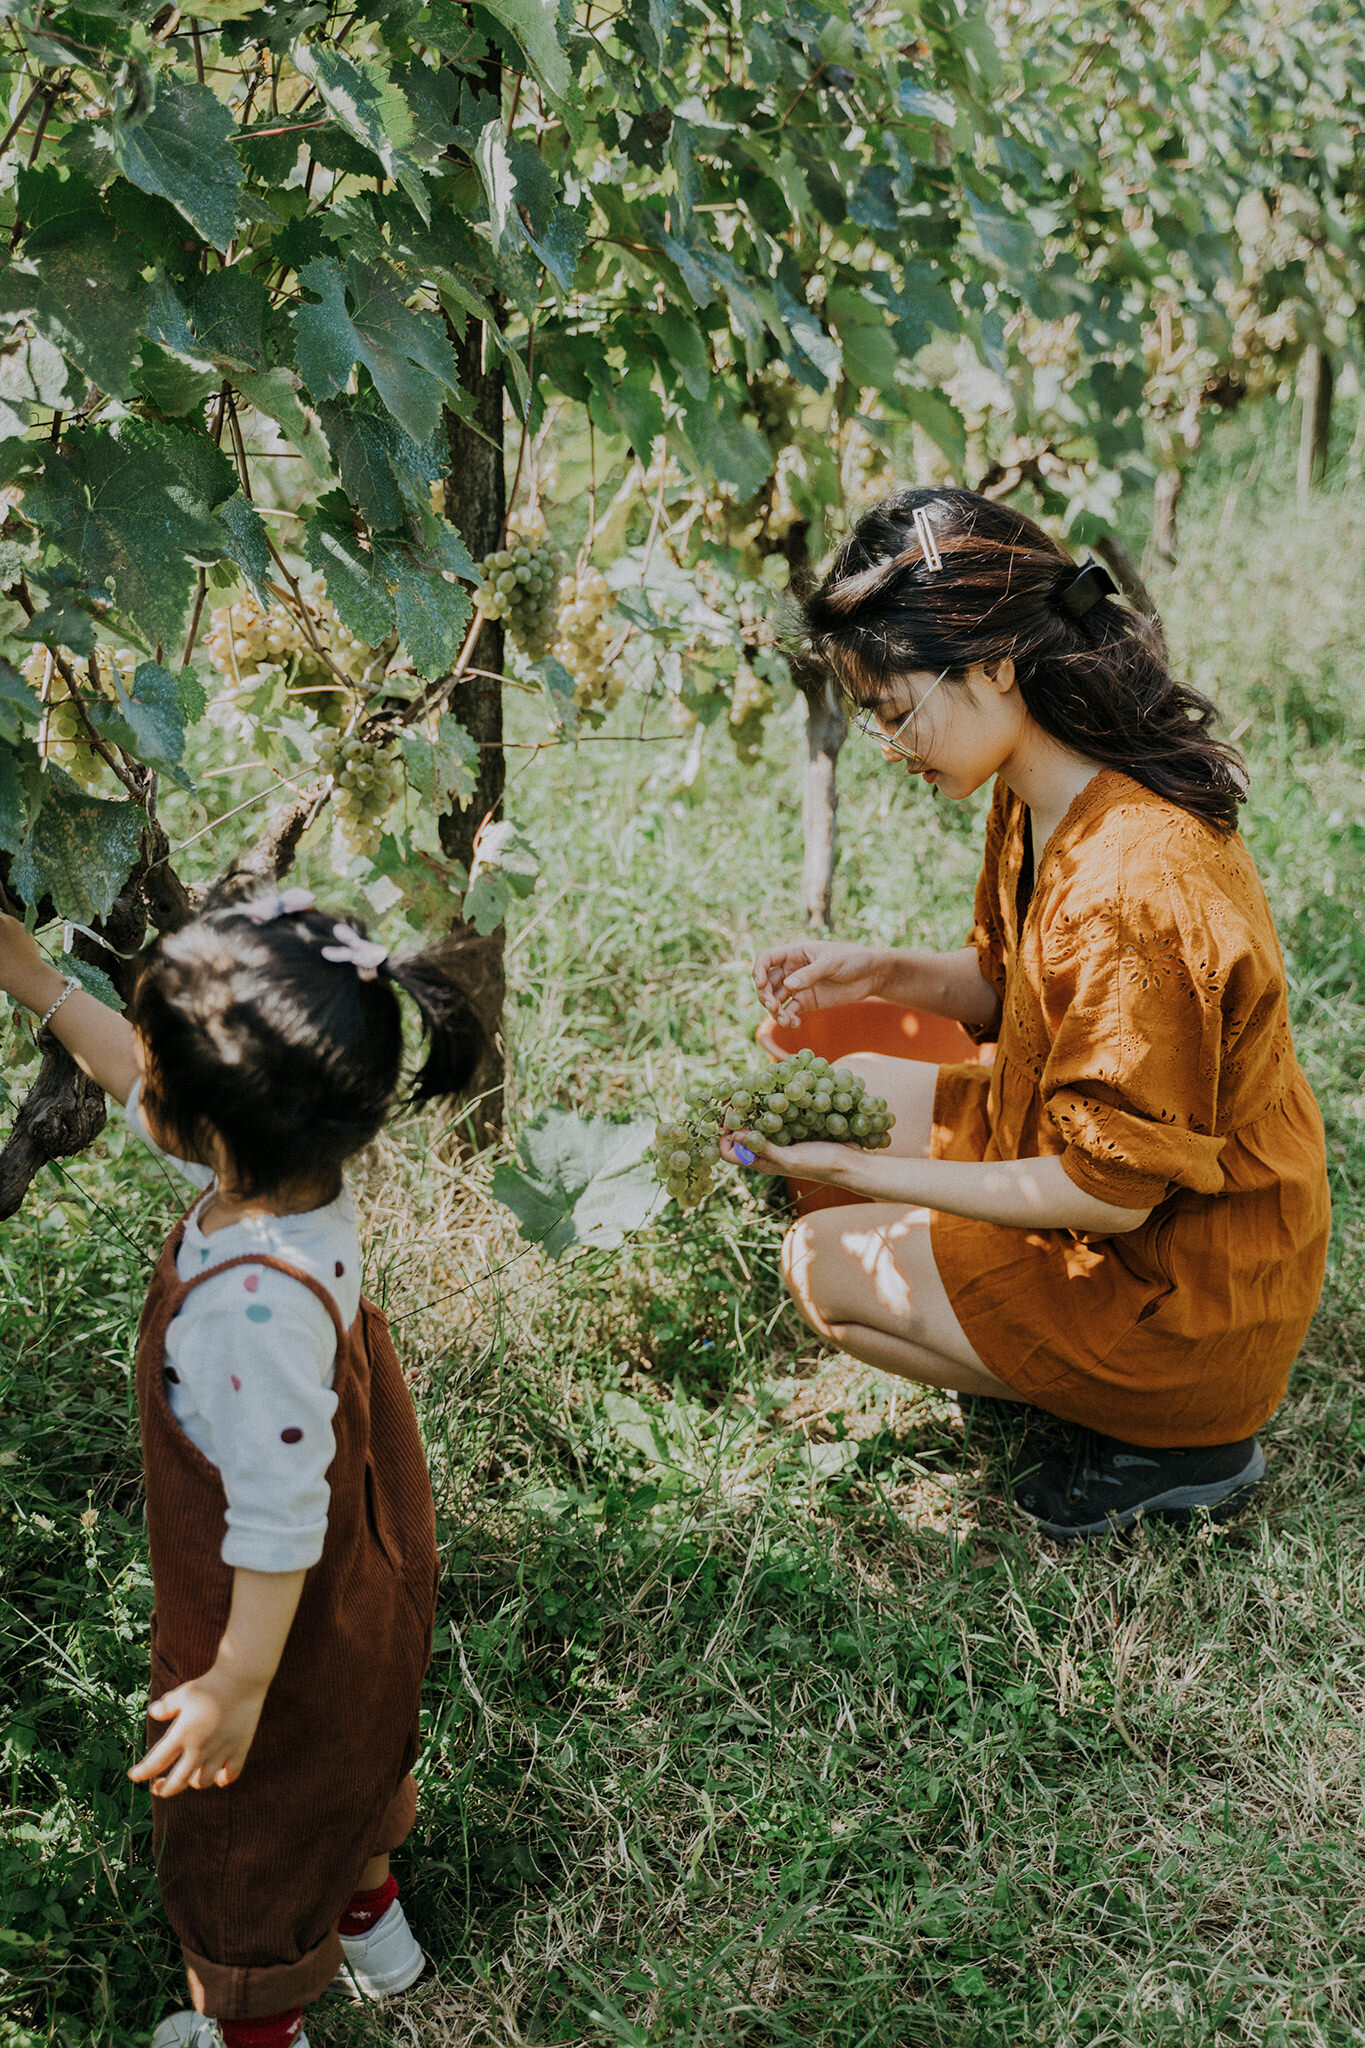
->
<box><xmin>316</xmin><ymin>729</ymin><xmax>405</xmax><ymax>856</ymax></box>
<box><xmin>205</xmin><ymin>594</ymin><xmax>294</xmax><ymax>682</ymax></box>
<box><xmin>474</xmin><ymin>534</ymin><xmax>562</xmax><ymax>658</ymax></box>
<box><xmin>205</xmin><ymin>596</ymin><xmax>375</xmax><ymax>711</ymax></box>
<box><xmin>26</xmin><ymin>645</ymin><xmax>136</xmax><ymax>790</ymax></box>
<box><xmin>651</xmin><ymin>1049</ymin><xmax>895</xmax><ymax>1208</ymax></box>
<box><xmin>749</xmin><ymin>364</ymin><xmax>800</xmax><ymax>448</ymax></box>
<box><xmin>553</xmin><ymin>564</ymin><xmax>622</xmax><ymax>711</ymax></box>
<box><xmin>728</xmin><ymin>663</ymin><xmax>774</xmax><ymax>766</ymax></box>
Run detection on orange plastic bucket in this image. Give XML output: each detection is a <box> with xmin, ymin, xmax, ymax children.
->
<box><xmin>755</xmin><ymin>999</ymin><xmax>978</xmax><ymax>1216</ymax></box>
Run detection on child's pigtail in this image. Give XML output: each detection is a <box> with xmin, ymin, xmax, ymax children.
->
<box><xmin>384</xmin><ymin>948</ymin><xmax>487</xmax><ymax>1103</ymax></box>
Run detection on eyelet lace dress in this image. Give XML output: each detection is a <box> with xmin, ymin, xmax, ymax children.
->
<box><xmin>929</xmin><ymin>770</ymin><xmax>1330</xmax><ymax>1446</ymax></box>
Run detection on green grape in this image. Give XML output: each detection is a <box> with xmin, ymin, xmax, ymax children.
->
<box><xmin>553</xmin><ymin>563</ymin><xmax>621</xmax><ymax>713</ymax></box>
<box><xmin>649</xmin><ymin>1052</ymin><xmax>896</xmax><ymax>1210</ymax></box>
<box><xmin>475</xmin><ymin>530</ymin><xmax>563</xmax><ymax>661</ymax></box>
<box><xmin>320</xmin><ymin>729</ymin><xmax>404</xmax><ymax>856</ymax></box>
<box><xmin>27</xmin><ymin>645</ymin><xmax>138</xmax><ymax>791</ymax></box>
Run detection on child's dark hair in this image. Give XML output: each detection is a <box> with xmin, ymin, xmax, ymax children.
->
<box><xmin>130</xmin><ymin>895</ymin><xmax>486</xmax><ymax>1195</ymax></box>
<box><xmin>803</xmin><ymin>487</ymin><xmax>1247</xmax><ymax>833</ymax></box>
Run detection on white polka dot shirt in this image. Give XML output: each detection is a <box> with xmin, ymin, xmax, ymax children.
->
<box><xmin>127</xmin><ymin>1085</ymin><xmax>364</xmax><ymax>1574</ymax></box>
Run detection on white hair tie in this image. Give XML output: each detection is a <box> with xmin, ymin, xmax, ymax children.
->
<box><xmin>320</xmin><ymin>922</ymin><xmax>388</xmax><ymax>982</ymax></box>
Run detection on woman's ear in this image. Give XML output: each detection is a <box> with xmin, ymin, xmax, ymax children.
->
<box><xmin>976</xmin><ymin>656</ymin><xmax>1016</xmax><ymax>696</ymax></box>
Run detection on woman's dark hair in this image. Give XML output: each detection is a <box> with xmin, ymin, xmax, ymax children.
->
<box><xmin>130</xmin><ymin>896</ymin><xmax>486</xmax><ymax>1196</ymax></box>
<box><xmin>803</xmin><ymin>487</ymin><xmax>1246</xmax><ymax>832</ymax></box>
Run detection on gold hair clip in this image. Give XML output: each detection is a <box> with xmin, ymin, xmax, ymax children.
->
<box><xmin>912</xmin><ymin>505</ymin><xmax>942</xmax><ymax>574</ymax></box>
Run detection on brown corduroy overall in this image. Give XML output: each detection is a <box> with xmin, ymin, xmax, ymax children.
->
<box><xmin>135</xmin><ymin>1218</ymin><xmax>439</xmax><ymax>2020</ymax></box>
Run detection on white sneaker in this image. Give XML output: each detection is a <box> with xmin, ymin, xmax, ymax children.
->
<box><xmin>334</xmin><ymin>1897</ymin><xmax>426</xmax><ymax>2001</ymax></box>
<box><xmin>150</xmin><ymin>2018</ymin><xmax>310</xmax><ymax>2047</ymax></box>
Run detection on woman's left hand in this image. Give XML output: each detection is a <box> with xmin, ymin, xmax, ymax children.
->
<box><xmin>719</xmin><ymin>1128</ymin><xmax>848</xmax><ymax>1186</ymax></box>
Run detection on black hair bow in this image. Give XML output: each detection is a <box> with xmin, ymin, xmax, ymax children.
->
<box><xmin>1058</xmin><ymin>557</ymin><xmax>1119</xmax><ymax>617</ymax></box>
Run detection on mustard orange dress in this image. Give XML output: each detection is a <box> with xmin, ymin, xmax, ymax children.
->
<box><xmin>929</xmin><ymin>770</ymin><xmax>1330</xmax><ymax>1446</ymax></box>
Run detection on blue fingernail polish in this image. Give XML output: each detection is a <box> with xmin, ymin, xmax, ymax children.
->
<box><xmin>735</xmin><ymin>1142</ymin><xmax>755</xmax><ymax>1166</ymax></box>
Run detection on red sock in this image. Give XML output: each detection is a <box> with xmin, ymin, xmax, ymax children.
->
<box><xmin>219</xmin><ymin>2013</ymin><xmax>303</xmax><ymax>2048</ymax></box>
<box><xmin>338</xmin><ymin>1871</ymin><xmax>399</xmax><ymax>1937</ymax></box>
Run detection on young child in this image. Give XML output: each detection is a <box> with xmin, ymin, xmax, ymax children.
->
<box><xmin>0</xmin><ymin>890</ymin><xmax>484</xmax><ymax>2047</ymax></box>
<box><xmin>727</xmin><ymin>488</ymin><xmax>1331</xmax><ymax>1539</ymax></box>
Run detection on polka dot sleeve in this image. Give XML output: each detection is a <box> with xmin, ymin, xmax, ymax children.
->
<box><xmin>162</xmin><ymin>1265</ymin><xmax>340</xmax><ymax>1573</ymax></box>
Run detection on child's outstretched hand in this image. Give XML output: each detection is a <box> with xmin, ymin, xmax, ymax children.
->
<box><xmin>0</xmin><ymin>911</ymin><xmax>52</xmax><ymax>1007</ymax></box>
<box><xmin>130</xmin><ymin>1667</ymin><xmax>267</xmax><ymax>1797</ymax></box>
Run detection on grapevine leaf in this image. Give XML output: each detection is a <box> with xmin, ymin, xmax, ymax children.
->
<box><xmin>65</xmin><ymin>957</ymin><xmax>124</xmax><ymax>1011</ymax></box>
<box><xmin>0</xmin><ymin>241</ymin><xmax>147</xmax><ymax>400</ymax></box>
<box><xmin>462</xmin><ymin>818</ymin><xmax>538</xmax><ymax>935</ymax></box>
<box><xmin>0</xmin><ymin>746</ymin><xmax>27</xmax><ymax>853</ymax></box>
<box><xmin>677</xmin><ymin>390</ymin><xmax>771</xmax><ymax>498</ymax></box>
<box><xmin>140</xmin><ymin>418</ymin><xmax>238</xmax><ymax>512</ymax></box>
<box><xmin>317</xmin><ymin>396</ymin><xmax>443</xmax><ymax>530</ymax></box>
<box><xmin>370</xmin><ymin>538</ymin><xmax>471</xmax><ymax>679</ymax></box>
<box><xmin>476</xmin><ymin>0</ymin><xmax>572</xmax><ymax>102</ymax></box>
<box><xmin>89</xmin><ymin>661</ymin><xmax>194</xmax><ymax>791</ymax></box>
<box><xmin>491</xmin><ymin>1109</ymin><xmax>660</xmax><ymax>1259</ymax></box>
<box><xmin>179</xmin><ymin>669</ymin><xmax>208</xmax><ymax>725</ymax></box>
<box><xmin>302</xmin><ymin>496</ymin><xmax>395</xmax><ymax>645</ymax></box>
<box><xmin>425</xmin><ymin>517</ymin><xmax>478</xmax><ymax>582</ymax></box>
<box><xmin>0</xmin><ymin>665</ymin><xmax>42</xmax><ymax>744</ymax></box>
<box><xmin>291</xmin><ymin>44</ymin><xmax>429</xmax><ymax>220</ymax></box>
<box><xmin>215</xmin><ymin>493</ymin><xmax>274</xmax><ymax>602</ymax></box>
<box><xmin>185</xmin><ymin>268</ymin><xmax>271</xmax><ymax>374</ymax></box>
<box><xmin>399</xmin><ymin>715</ymin><xmax>478</xmax><ymax>814</ymax></box>
<box><xmin>131</xmin><ymin>346</ymin><xmax>220</xmax><ymax>417</ymax></box>
<box><xmin>234</xmin><ymin>368</ymin><xmax>334</xmax><ymax>479</ymax></box>
<box><xmin>897</xmin><ymin>386</ymin><xmax>967</xmax><ymax>468</ymax></box>
<box><xmin>535</xmin><ymin>655</ymin><xmax>581</xmax><ymax>735</ymax></box>
<box><xmin>0</xmin><ymin>333</ymin><xmax>76</xmax><ymax>439</ymax></box>
<box><xmin>294</xmin><ymin>257</ymin><xmax>460</xmax><ymax>444</ymax></box>
<box><xmin>590</xmin><ymin>362</ymin><xmax>663</xmax><ymax>466</ymax></box>
<box><xmin>21</xmin><ymin>424</ymin><xmax>228</xmax><ymax>655</ymax></box>
<box><xmin>14</xmin><ymin>601</ymin><xmax>100</xmax><ymax>657</ymax></box>
<box><xmin>110</xmin><ymin>72</ymin><xmax>244</xmax><ymax>253</ymax></box>
<box><xmin>12</xmin><ymin>775</ymin><xmax>145</xmax><ymax>924</ymax></box>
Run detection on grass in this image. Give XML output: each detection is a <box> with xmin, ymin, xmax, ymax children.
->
<box><xmin>4</xmin><ymin>406</ymin><xmax>1365</xmax><ymax>2047</ymax></box>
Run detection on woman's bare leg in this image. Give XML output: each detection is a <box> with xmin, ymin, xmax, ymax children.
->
<box><xmin>781</xmin><ymin>1199</ymin><xmax>1023</xmax><ymax>1400</ymax></box>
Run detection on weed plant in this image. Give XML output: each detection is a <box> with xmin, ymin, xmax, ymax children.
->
<box><xmin>3</xmin><ymin>416</ymin><xmax>1364</xmax><ymax>2047</ymax></box>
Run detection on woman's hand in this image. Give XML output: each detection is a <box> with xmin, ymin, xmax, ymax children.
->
<box><xmin>129</xmin><ymin>1666</ymin><xmax>267</xmax><ymax>1797</ymax></box>
<box><xmin>719</xmin><ymin>1126</ymin><xmax>848</xmax><ymax>1187</ymax></box>
<box><xmin>753</xmin><ymin>940</ymin><xmax>887</xmax><ymax>1025</ymax></box>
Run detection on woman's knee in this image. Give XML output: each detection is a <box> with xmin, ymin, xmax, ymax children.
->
<box><xmin>781</xmin><ymin>1212</ymin><xmax>839</xmax><ymax>1328</ymax></box>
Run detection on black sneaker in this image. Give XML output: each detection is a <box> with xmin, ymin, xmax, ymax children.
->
<box><xmin>1012</xmin><ymin>1428</ymin><xmax>1266</xmax><ymax>1542</ymax></box>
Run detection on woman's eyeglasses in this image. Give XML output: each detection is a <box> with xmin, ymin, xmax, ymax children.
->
<box><xmin>850</xmin><ymin>666</ymin><xmax>950</xmax><ymax>766</ymax></box>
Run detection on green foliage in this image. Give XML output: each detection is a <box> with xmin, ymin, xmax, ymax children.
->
<box><xmin>4</xmin><ymin>445</ymin><xmax>1365</xmax><ymax>2044</ymax></box>
<box><xmin>492</xmin><ymin>1106</ymin><xmax>660</xmax><ymax>1257</ymax></box>
<box><xmin>10</xmin><ymin>0</ymin><xmax>1335</xmax><ymax>940</ymax></box>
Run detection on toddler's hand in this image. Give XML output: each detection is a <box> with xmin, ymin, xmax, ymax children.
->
<box><xmin>130</xmin><ymin>1667</ymin><xmax>266</xmax><ymax>1797</ymax></box>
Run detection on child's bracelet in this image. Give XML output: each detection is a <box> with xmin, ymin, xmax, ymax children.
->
<box><xmin>38</xmin><ymin>975</ymin><xmax>81</xmax><ymax>1031</ymax></box>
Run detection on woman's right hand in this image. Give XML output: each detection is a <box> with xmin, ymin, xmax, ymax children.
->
<box><xmin>753</xmin><ymin>940</ymin><xmax>887</xmax><ymax>1024</ymax></box>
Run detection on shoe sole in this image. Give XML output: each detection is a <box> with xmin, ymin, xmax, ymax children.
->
<box><xmin>1023</xmin><ymin>1443</ymin><xmax>1267</xmax><ymax>1543</ymax></box>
